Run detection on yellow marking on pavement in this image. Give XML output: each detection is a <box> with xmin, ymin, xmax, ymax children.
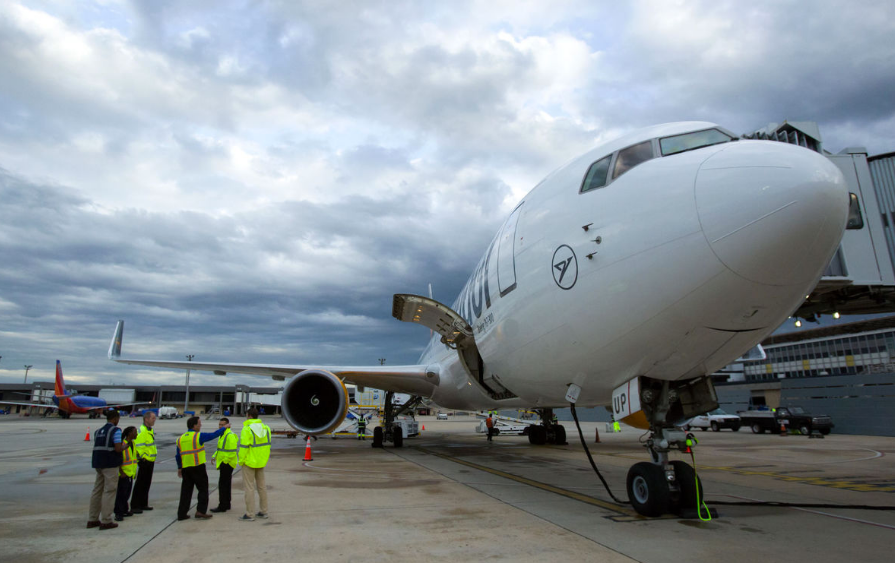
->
<box><xmin>699</xmin><ymin>465</ymin><xmax>895</xmax><ymax>492</ymax></box>
<box><xmin>416</xmin><ymin>447</ymin><xmax>640</xmax><ymax>517</ymax></box>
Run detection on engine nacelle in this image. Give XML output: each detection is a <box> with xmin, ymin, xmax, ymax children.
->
<box><xmin>281</xmin><ymin>369</ymin><xmax>349</xmax><ymax>435</ymax></box>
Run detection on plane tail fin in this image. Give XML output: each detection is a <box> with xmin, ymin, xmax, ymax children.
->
<box><xmin>55</xmin><ymin>360</ymin><xmax>66</xmax><ymax>396</ymax></box>
<box><xmin>108</xmin><ymin>320</ymin><xmax>124</xmax><ymax>359</ymax></box>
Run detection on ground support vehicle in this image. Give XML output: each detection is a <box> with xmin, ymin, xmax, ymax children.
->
<box><xmin>681</xmin><ymin>408</ymin><xmax>741</xmax><ymax>432</ymax></box>
<box><xmin>738</xmin><ymin>406</ymin><xmax>834</xmax><ymax>435</ymax></box>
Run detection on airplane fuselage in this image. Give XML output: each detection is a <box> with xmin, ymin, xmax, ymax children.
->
<box><xmin>419</xmin><ymin>122</ymin><xmax>848</xmax><ymax>411</ymax></box>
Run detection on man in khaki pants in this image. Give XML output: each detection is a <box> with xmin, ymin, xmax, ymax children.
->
<box><xmin>87</xmin><ymin>409</ymin><xmax>127</xmax><ymax>530</ymax></box>
<box><xmin>237</xmin><ymin>407</ymin><xmax>271</xmax><ymax>521</ymax></box>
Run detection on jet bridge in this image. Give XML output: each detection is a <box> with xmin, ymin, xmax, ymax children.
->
<box><xmin>745</xmin><ymin>121</ymin><xmax>895</xmax><ymax>321</ymax></box>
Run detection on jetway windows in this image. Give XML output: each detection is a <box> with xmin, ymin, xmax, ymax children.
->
<box><xmin>612</xmin><ymin>141</ymin><xmax>654</xmax><ymax>180</ymax></box>
<box><xmin>847</xmin><ymin>193</ymin><xmax>864</xmax><ymax>230</ymax></box>
<box><xmin>580</xmin><ymin>155</ymin><xmax>612</xmax><ymax>193</ymax></box>
<box><xmin>659</xmin><ymin>128</ymin><xmax>732</xmax><ymax>156</ymax></box>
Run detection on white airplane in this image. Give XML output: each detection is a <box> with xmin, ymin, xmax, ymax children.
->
<box><xmin>108</xmin><ymin>122</ymin><xmax>850</xmax><ymax>516</ymax></box>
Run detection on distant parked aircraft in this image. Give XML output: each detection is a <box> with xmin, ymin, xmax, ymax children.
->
<box><xmin>0</xmin><ymin>360</ymin><xmax>148</xmax><ymax>418</ymax></box>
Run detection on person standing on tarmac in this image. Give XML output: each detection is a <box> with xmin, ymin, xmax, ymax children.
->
<box><xmin>357</xmin><ymin>414</ymin><xmax>367</xmax><ymax>440</ymax></box>
<box><xmin>210</xmin><ymin>417</ymin><xmax>238</xmax><ymax>513</ymax></box>
<box><xmin>485</xmin><ymin>414</ymin><xmax>495</xmax><ymax>442</ymax></box>
<box><xmin>114</xmin><ymin>426</ymin><xmax>138</xmax><ymax>521</ymax></box>
<box><xmin>130</xmin><ymin>411</ymin><xmax>157</xmax><ymax>514</ymax></box>
<box><xmin>238</xmin><ymin>407</ymin><xmax>272</xmax><ymax>522</ymax></box>
<box><xmin>87</xmin><ymin>409</ymin><xmax>127</xmax><ymax>530</ymax></box>
<box><xmin>175</xmin><ymin>416</ymin><xmax>226</xmax><ymax>521</ymax></box>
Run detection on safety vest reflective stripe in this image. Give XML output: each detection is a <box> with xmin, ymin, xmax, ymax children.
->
<box><xmin>217</xmin><ymin>448</ymin><xmax>238</xmax><ymax>452</ymax></box>
<box><xmin>179</xmin><ymin>432</ymin><xmax>205</xmax><ymax>467</ymax></box>
<box><xmin>134</xmin><ymin>425</ymin><xmax>157</xmax><ymax>461</ymax></box>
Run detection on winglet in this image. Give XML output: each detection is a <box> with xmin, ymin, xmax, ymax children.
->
<box><xmin>108</xmin><ymin>320</ymin><xmax>124</xmax><ymax>359</ymax></box>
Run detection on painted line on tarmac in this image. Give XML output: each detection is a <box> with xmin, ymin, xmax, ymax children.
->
<box><xmin>718</xmin><ymin>494</ymin><xmax>895</xmax><ymax>530</ymax></box>
<box><xmin>700</xmin><ymin>465</ymin><xmax>895</xmax><ymax>492</ymax></box>
<box><xmin>415</xmin><ymin>447</ymin><xmax>639</xmax><ymax>517</ymax></box>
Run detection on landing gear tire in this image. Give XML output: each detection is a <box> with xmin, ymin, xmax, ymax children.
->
<box><xmin>751</xmin><ymin>424</ymin><xmax>764</xmax><ymax>434</ymax></box>
<box><xmin>670</xmin><ymin>460</ymin><xmax>702</xmax><ymax>514</ymax></box>
<box><xmin>528</xmin><ymin>425</ymin><xmax>547</xmax><ymax>445</ymax></box>
<box><xmin>799</xmin><ymin>425</ymin><xmax>810</xmax><ymax>436</ymax></box>
<box><xmin>711</xmin><ymin>422</ymin><xmax>720</xmax><ymax>432</ymax></box>
<box><xmin>372</xmin><ymin>426</ymin><xmax>384</xmax><ymax>448</ymax></box>
<box><xmin>731</xmin><ymin>425</ymin><xmax>741</xmax><ymax>432</ymax></box>
<box><xmin>626</xmin><ymin>462</ymin><xmax>670</xmax><ymax>517</ymax></box>
<box><xmin>553</xmin><ymin>425</ymin><xmax>567</xmax><ymax>445</ymax></box>
<box><xmin>393</xmin><ymin>426</ymin><xmax>403</xmax><ymax>448</ymax></box>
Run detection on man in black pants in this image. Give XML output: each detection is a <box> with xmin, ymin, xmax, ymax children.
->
<box><xmin>131</xmin><ymin>411</ymin><xmax>157</xmax><ymax>513</ymax></box>
<box><xmin>176</xmin><ymin>416</ymin><xmax>225</xmax><ymax>521</ymax></box>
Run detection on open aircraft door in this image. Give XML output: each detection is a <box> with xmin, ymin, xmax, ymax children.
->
<box><xmin>392</xmin><ymin>294</ymin><xmax>515</xmax><ymax>399</ymax></box>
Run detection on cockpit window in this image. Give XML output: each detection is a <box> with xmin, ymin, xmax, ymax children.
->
<box><xmin>580</xmin><ymin>155</ymin><xmax>612</xmax><ymax>193</ymax></box>
<box><xmin>612</xmin><ymin>140</ymin><xmax>654</xmax><ymax>180</ymax></box>
<box><xmin>659</xmin><ymin>128</ymin><xmax>732</xmax><ymax>156</ymax></box>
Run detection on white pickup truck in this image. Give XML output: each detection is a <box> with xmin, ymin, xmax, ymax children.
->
<box><xmin>680</xmin><ymin>408</ymin><xmax>742</xmax><ymax>432</ymax></box>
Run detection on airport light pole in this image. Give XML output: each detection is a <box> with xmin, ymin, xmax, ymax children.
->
<box><xmin>23</xmin><ymin>364</ymin><xmax>32</xmax><ymax>384</ymax></box>
<box><xmin>378</xmin><ymin>358</ymin><xmax>386</xmax><ymax>365</ymax></box>
<box><xmin>184</xmin><ymin>355</ymin><xmax>194</xmax><ymax>414</ymax></box>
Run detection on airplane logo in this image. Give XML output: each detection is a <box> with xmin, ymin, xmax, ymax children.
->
<box><xmin>552</xmin><ymin>245</ymin><xmax>577</xmax><ymax>290</ymax></box>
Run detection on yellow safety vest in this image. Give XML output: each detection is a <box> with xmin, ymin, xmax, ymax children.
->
<box><xmin>239</xmin><ymin>419</ymin><xmax>271</xmax><ymax>468</ymax></box>
<box><xmin>121</xmin><ymin>444</ymin><xmax>138</xmax><ymax>478</ymax></box>
<box><xmin>179</xmin><ymin>431</ymin><xmax>206</xmax><ymax>468</ymax></box>
<box><xmin>215</xmin><ymin>428</ymin><xmax>238</xmax><ymax>469</ymax></box>
<box><xmin>134</xmin><ymin>424</ymin><xmax>157</xmax><ymax>462</ymax></box>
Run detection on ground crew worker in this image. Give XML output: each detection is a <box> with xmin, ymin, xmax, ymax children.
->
<box><xmin>210</xmin><ymin>417</ymin><xmax>238</xmax><ymax>513</ymax></box>
<box><xmin>485</xmin><ymin>414</ymin><xmax>494</xmax><ymax>442</ymax></box>
<box><xmin>612</xmin><ymin>417</ymin><xmax>621</xmax><ymax>433</ymax></box>
<box><xmin>114</xmin><ymin>426</ymin><xmax>138</xmax><ymax>521</ymax></box>
<box><xmin>357</xmin><ymin>414</ymin><xmax>367</xmax><ymax>440</ymax></box>
<box><xmin>238</xmin><ymin>407</ymin><xmax>272</xmax><ymax>521</ymax></box>
<box><xmin>87</xmin><ymin>409</ymin><xmax>127</xmax><ymax>530</ymax></box>
<box><xmin>175</xmin><ymin>416</ymin><xmax>226</xmax><ymax>521</ymax></box>
<box><xmin>130</xmin><ymin>411</ymin><xmax>157</xmax><ymax>513</ymax></box>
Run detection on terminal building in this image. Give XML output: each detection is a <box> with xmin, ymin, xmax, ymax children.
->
<box><xmin>0</xmin><ymin>383</ymin><xmax>392</xmax><ymax>417</ymax></box>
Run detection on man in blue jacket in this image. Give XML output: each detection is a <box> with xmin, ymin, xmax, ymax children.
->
<box><xmin>87</xmin><ymin>409</ymin><xmax>128</xmax><ymax>530</ymax></box>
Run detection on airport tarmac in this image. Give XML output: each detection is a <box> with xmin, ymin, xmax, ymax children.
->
<box><xmin>0</xmin><ymin>415</ymin><xmax>893</xmax><ymax>563</ymax></box>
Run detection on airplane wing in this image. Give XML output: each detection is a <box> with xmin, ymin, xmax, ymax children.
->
<box><xmin>107</xmin><ymin>321</ymin><xmax>439</xmax><ymax>396</ymax></box>
<box><xmin>0</xmin><ymin>400</ymin><xmax>54</xmax><ymax>408</ymax></box>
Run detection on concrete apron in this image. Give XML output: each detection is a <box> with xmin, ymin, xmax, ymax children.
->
<box><xmin>125</xmin><ymin>437</ymin><xmax>634</xmax><ymax>563</ymax></box>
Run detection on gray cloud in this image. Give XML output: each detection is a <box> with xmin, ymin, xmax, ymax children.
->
<box><xmin>1</xmin><ymin>0</ymin><xmax>894</xmax><ymax>386</ymax></box>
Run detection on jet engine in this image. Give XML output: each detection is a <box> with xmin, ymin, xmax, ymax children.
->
<box><xmin>281</xmin><ymin>369</ymin><xmax>349</xmax><ymax>435</ymax></box>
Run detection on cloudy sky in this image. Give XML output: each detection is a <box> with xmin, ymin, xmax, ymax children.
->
<box><xmin>2</xmin><ymin>0</ymin><xmax>894</xmax><ymax>387</ymax></box>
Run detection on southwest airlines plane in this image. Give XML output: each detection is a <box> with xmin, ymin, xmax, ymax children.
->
<box><xmin>109</xmin><ymin>122</ymin><xmax>849</xmax><ymax>516</ymax></box>
<box><xmin>0</xmin><ymin>360</ymin><xmax>147</xmax><ymax>417</ymax></box>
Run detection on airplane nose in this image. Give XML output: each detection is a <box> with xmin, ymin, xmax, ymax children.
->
<box><xmin>695</xmin><ymin>141</ymin><xmax>849</xmax><ymax>286</ymax></box>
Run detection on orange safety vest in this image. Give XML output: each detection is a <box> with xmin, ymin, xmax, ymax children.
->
<box><xmin>121</xmin><ymin>444</ymin><xmax>137</xmax><ymax>478</ymax></box>
<box><xmin>178</xmin><ymin>431</ymin><xmax>206</xmax><ymax>468</ymax></box>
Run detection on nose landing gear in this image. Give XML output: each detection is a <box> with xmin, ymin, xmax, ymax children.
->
<box><xmin>619</xmin><ymin>376</ymin><xmax>717</xmax><ymax>518</ymax></box>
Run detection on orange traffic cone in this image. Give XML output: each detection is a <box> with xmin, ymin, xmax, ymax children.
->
<box><xmin>779</xmin><ymin>423</ymin><xmax>787</xmax><ymax>436</ymax></box>
<box><xmin>84</xmin><ymin>427</ymin><xmax>91</xmax><ymax>441</ymax></box>
<box><xmin>303</xmin><ymin>436</ymin><xmax>314</xmax><ymax>461</ymax></box>
<box><xmin>422</xmin><ymin>425</ymin><xmax>425</xmax><ymax>431</ymax></box>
